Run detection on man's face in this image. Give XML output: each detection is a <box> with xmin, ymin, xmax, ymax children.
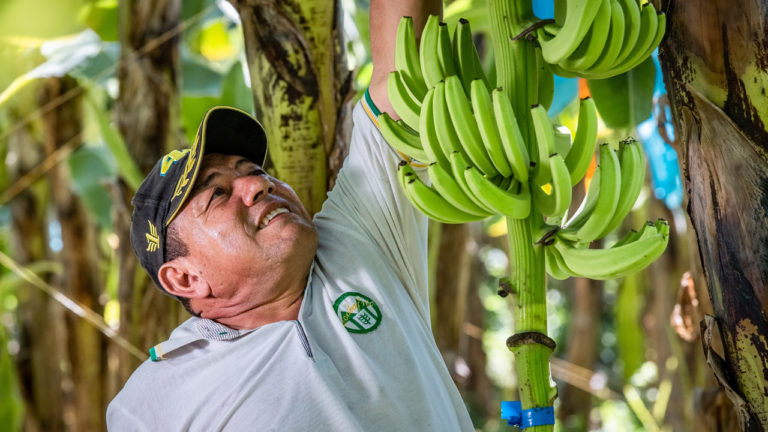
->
<box><xmin>172</xmin><ymin>153</ymin><xmax>318</xmax><ymax>317</ymax></box>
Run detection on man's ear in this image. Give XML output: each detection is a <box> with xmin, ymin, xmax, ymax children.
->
<box><xmin>158</xmin><ymin>258</ymin><xmax>210</xmax><ymax>299</ymax></box>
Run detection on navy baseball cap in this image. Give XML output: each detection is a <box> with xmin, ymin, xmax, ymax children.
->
<box><xmin>129</xmin><ymin>106</ymin><xmax>268</xmax><ymax>295</ymax></box>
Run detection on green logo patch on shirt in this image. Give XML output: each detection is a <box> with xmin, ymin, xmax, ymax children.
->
<box><xmin>333</xmin><ymin>292</ymin><xmax>382</xmax><ymax>334</ymax></box>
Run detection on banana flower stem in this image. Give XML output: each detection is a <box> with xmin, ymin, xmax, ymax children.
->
<box><xmin>491</xmin><ymin>0</ymin><xmax>557</xmax><ymax>430</ymax></box>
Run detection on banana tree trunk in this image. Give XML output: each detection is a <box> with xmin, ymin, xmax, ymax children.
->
<box><xmin>558</xmin><ymin>277</ymin><xmax>601</xmax><ymax>428</ymax></box>
<box><xmin>41</xmin><ymin>76</ymin><xmax>107</xmax><ymax>432</ymax></box>
<box><xmin>114</xmin><ymin>0</ymin><xmax>184</xmax><ymax>385</ymax></box>
<box><xmin>6</xmin><ymin>109</ymin><xmax>65</xmax><ymax>432</ymax></box>
<box><xmin>433</xmin><ymin>223</ymin><xmax>471</xmax><ymax>381</ymax></box>
<box><xmin>231</xmin><ymin>0</ymin><xmax>353</xmax><ymax>213</ymax></box>
<box><xmin>465</xmin><ymin>224</ymin><xmax>501</xmax><ymax>419</ymax></box>
<box><xmin>658</xmin><ymin>0</ymin><xmax>768</xmax><ymax>430</ymax></box>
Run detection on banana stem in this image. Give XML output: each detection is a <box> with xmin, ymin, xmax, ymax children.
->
<box><xmin>489</xmin><ymin>0</ymin><xmax>537</xmax><ymax>142</ymax></box>
<box><xmin>491</xmin><ymin>0</ymin><xmax>556</xmax><ymax>430</ymax></box>
<box><xmin>506</xmin><ymin>216</ymin><xmax>555</xmax><ymax>432</ymax></box>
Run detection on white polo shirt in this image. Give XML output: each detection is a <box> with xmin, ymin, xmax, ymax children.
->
<box><xmin>106</xmin><ymin>93</ymin><xmax>474</xmax><ymax>431</ymax></box>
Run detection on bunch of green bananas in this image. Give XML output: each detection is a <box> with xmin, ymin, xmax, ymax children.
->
<box><xmin>383</xmin><ymin>15</ymin><xmax>592</xmax><ymax>223</ymax></box>
<box><xmin>536</xmin><ymin>0</ymin><xmax>666</xmax><ymax>78</ymax></box>
<box><xmin>541</xmin><ymin>138</ymin><xmax>669</xmax><ymax>279</ymax></box>
<box><xmin>382</xmin><ymin>15</ymin><xmax>668</xmax><ymax>279</ymax></box>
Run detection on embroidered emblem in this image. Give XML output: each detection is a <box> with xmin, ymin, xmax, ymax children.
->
<box><xmin>145</xmin><ymin>220</ymin><xmax>159</xmax><ymax>252</ymax></box>
<box><xmin>333</xmin><ymin>292</ymin><xmax>382</xmax><ymax>334</ymax></box>
<box><xmin>160</xmin><ymin>149</ymin><xmax>190</xmax><ymax>176</ymax></box>
<box><xmin>173</xmin><ymin>142</ymin><xmax>197</xmax><ymax>200</ymax></box>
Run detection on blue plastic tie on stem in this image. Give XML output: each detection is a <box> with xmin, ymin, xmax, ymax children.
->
<box><xmin>501</xmin><ymin>401</ymin><xmax>555</xmax><ymax>429</ymax></box>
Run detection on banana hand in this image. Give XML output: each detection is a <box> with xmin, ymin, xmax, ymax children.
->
<box><xmin>378</xmin><ymin>112</ymin><xmax>428</xmax><ymax>162</ymax></box>
<box><xmin>398</xmin><ymin>161</ymin><xmax>485</xmax><ymax>224</ymax></box>
<box><xmin>551</xmin><ymin>219</ymin><xmax>669</xmax><ymax>279</ymax></box>
<box><xmin>395</xmin><ymin>16</ymin><xmax>427</xmax><ymax>99</ymax></box>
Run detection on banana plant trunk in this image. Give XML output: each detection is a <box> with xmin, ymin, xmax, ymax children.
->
<box><xmin>41</xmin><ymin>76</ymin><xmax>108</xmax><ymax>432</ymax></box>
<box><xmin>232</xmin><ymin>0</ymin><xmax>353</xmax><ymax>214</ymax></box>
<box><xmin>114</xmin><ymin>0</ymin><xmax>185</xmax><ymax>385</ymax></box>
<box><xmin>7</xmin><ymin>108</ymin><xmax>65</xmax><ymax>432</ymax></box>
<box><xmin>433</xmin><ymin>223</ymin><xmax>471</xmax><ymax>379</ymax></box>
<box><xmin>658</xmin><ymin>0</ymin><xmax>768</xmax><ymax>430</ymax></box>
<box><xmin>490</xmin><ymin>1</ymin><xmax>556</xmax><ymax>430</ymax></box>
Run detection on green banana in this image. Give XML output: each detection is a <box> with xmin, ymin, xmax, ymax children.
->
<box><xmin>609</xmin><ymin>0</ymin><xmax>641</xmax><ymax>69</ymax></box>
<box><xmin>449</xmin><ymin>151</ymin><xmax>496</xmax><ymax>213</ymax></box>
<box><xmin>387</xmin><ymin>70</ymin><xmax>421</xmax><ymax>130</ymax></box>
<box><xmin>428</xmin><ymin>162</ymin><xmax>493</xmax><ymax>217</ymax></box>
<box><xmin>586</xmin><ymin>0</ymin><xmax>626</xmax><ymax>74</ymax></box>
<box><xmin>395</xmin><ymin>16</ymin><xmax>427</xmax><ymax>99</ymax></box>
<box><xmin>437</xmin><ymin>22</ymin><xmax>458</xmax><ymax>80</ymax></box>
<box><xmin>619</xmin><ymin>9</ymin><xmax>666</xmax><ymax>72</ymax></box>
<box><xmin>537</xmin><ymin>47</ymin><xmax>555</xmax><ymax>110</ymax></box>
<box><xmin>398</xmin><ymin>161</ymin><xmax>484</xmax><ymax>224</ymax></box>
<box><xmin>600</xmin><ymin>3</ymin><xmax>660</xmax><ymax>77</ymax></box>
<box><xmin>453</xmin><ymin>18</ymin><xmax>489</xmax><ymax>94</ymax></box>
<box><xmin>610</xmin><ymin>226</ymin><xmax>641</xmax><ymax>249</ymax></box>
<box><xmin>545</xmin><ymin>242</ymin><xmax>573</xmax><ymax>280</ymax></box>
<box><xmin>532</xmin><ymin>154</ymin><xmax>572</xmax><ymax>219</ymax></box>
<box><xmin>470</xmin><ymin>80</ymin><xmax>513</xmax><ymax>177</ymax></box>
<box><xmin>419</xmin><ymin>15</ymin><xmax>443</xmax><ymax>88</ymax></box>
<box><xmin>562</xmin><ymin>167</ymin><xmax>600</xmax><ymax>232</ymax></box>
<box><xmin>444</xmin><ymin>75</ymin><xmax>498</xmax><ymax>176</ymax></box>
<box><xmin>553</xmin><ymin>125</ymin><xmax>571</xmax><ymax>156</ymax></box>
<box><xmin>378</xmin><ymin>112</ymin><xmax>428</xmax><ymax>162</ymax></box>
<box><xmin>497</xmin><ymin>175</ymin><xmax>515</xmax><ymax>191</ymax></box>
<box><xmin>597</xmin><ymin>137</ymin><xmax>646</xmax><ymax>238</ymax></box>
<box><xmin>433</xmin><ymin>81</ymin><xmax>468</xmax><ymax>163</ymax></box>
<box><xmin>530</xmin><ymin>104</ymin><xmax>556</xmax><ymax>184</ymax></box>
<box><xmin>564</xmin><ymin>97</ymin><xmax>598</xmax><ymax>186</ymax></box>
<box><xmin>464</xmin><ymin>165</ymin><xmax>531</xmax><ymax>219</ymax></box>
<box><xmin>561</xmin><ymin>143</ymin><xmax>621</xmax><ymax>243</ymax></box>
<box><xmin>537</xmin><ymin>0</ymin><xmax>603</xmax><ymax>64</ymax></box>
<box><xmin>549</xmin><ymin>62</ymin><xmax>580</xmax><ymax>78</ymax></box>
<box><xmin>552</xmin><ymin>219</ymin><xmax>669</xmax><ymax>279</ymax></box>
<box><xmin>419</xmin><ymin>86</ymin><xmax>450</xmax><ymax>167</ymax></box>
<box><xmin>559</xmin><ymin>0</ymin><xmax>612</xmax><ymax>72</ymax></box>
<box><xmin>492</xmin><ymin>88</ymin><xmax>530</xmax><ymax>183</ymax></box>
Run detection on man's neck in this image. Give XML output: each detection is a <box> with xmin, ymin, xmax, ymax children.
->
<box><xmin>196</xmin><ymin>262</ymin><xmax>312</xmax><ymax>330</ymax></box>
<box><xmin>213</xmin><ymin>289</ymin><xmax>305</xmax><ymax>329</ymax></box>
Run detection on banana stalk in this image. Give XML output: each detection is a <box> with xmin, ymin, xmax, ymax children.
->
<box><xmin>490</xmin><ymin>1</ymin><xmax>556</xmax><ymax>431</ymax></box>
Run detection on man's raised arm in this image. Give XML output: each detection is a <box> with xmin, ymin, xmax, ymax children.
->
<box><xmin>368</xmin><ymin>0</ymin><xmax>442</xmax><ymax>117</ymax></box>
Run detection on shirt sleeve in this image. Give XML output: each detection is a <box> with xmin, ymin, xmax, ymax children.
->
<box><xmin>313</xmin><ymin>90</ymin><xmax>431</xmax><ymax>322</ymax></box>
<box><xmin>107</xmin><ymin>401</ymin><xmax>148</xmax><ymax>431</ymax></box>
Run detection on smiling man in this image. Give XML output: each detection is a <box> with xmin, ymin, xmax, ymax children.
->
<box><xmin>158</xmin><ymin>151</ymin><xmax>317</xmax><ymax>329</ymax></box>
<box><xmin>107</xmin><ymin>0</ymin><xmax>474</xmax><ymax>430</ymax></box>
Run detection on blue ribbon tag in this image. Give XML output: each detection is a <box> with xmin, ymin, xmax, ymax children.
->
<box><xmin>501</xmin><ymin>401</ymin><xmax>555</xmax><ymax>429</ymax></box>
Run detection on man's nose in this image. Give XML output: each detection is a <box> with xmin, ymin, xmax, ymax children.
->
<box><xmin>235</xmin><ymin>175</ymin><xmax>274</xmax><ymax>206</ymax></box>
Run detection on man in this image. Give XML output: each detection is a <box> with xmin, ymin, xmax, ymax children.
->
<box><xmin>107</xmin><ymin>0</ymin><xmax>474</xmax><ymax>430</ymax></box>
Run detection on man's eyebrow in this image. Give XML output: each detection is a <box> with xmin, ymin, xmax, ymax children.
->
<box><xmin>235</xmin><ymin>158</ymin><xmax>259</xmax><ymax>171</ymax></box>
<box><xmin>192</xmin><ymin>158</ymin><xmax>258</xmax><ymax>194</ymax></box>
<box><xmin>192</xmin><ymin>170</ymin><xmax>221</xmax><ymax>194</ymax></box>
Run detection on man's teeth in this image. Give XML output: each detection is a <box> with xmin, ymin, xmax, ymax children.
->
<box><xmin>259</xmin><ymin>208</ymin><xmax>289</xmax><ymax>228</ymax></box>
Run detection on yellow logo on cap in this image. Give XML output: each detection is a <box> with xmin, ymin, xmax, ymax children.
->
<box><xmin>146</xmin><ymin>220</ymin><xmax>159</xmax><ymax>252</ymax></box>
<box><xmin>173</xmin><ymin>142</ymin><xmax>198</xmax><ymax>200</ymax></box>
<box><xmin>160</xmin><ymin>149</ymin><xmax>190</xmax><ymax>176</ymax></box>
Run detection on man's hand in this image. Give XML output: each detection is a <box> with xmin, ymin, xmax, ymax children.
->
<box><xmin>368</xmin><ymin>0</ymin><xmax>442</xmax><ymax>118</ymax></box>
